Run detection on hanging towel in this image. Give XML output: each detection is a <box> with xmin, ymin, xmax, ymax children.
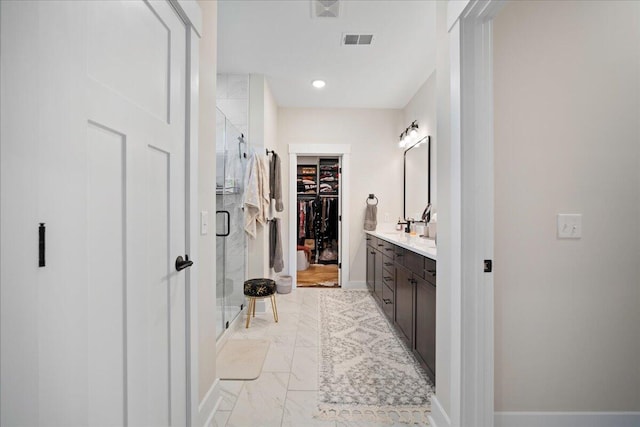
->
<box><xmin>243</xmin><ymin>153</ymin><xmax>260</xmax><ymax>238</ymax></box>
<box><xmin>257</xmin><ymin>155</ymin><xmax>270</xmax><ymax>225</ymax></box>
<box><xmin>364</xmin><ymin>204</ymin><xmax>377</xmax><ymax>231</ymax></box>
<box><xmin>269</xmin><ymin>219</ymin><xmax>284</xmax><ymax>273</ymax></box>
<box><xmin>270</xmin><ymin>152</ymin><xmax>284</xmax><ymax>212</ymax></box>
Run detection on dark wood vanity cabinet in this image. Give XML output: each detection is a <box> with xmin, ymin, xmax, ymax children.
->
<box><xmin>394</xmin><ymin>264</ymin><xmax>414</xmax><ymax>346</ymax></box>
<box><xmin>365</xmin><ymin>238</ymin><xmax>375</xmax><ymax>293</ymax></box>
<box><xmin>364</xmin><ymin>233</ymin><xmax>437</xmax><ymax>384</ymax></box>
<box><xmin>365</xmin><ymin>236</ymin><xmax>385</xmax><ymax>302</ymax></box>
<box><xmin>374</xmin><ymin>250</ymin><xmax>383</xmax><ymax>302</ymax></box>
<box><xmin>415</xmin><ymin>275</ymin><xmax>436</xmax><ymax>381</ymax></box>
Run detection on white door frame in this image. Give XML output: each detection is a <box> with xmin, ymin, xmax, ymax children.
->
<box><xmin>431</xmin><ymin>1</ymin><xmax>504</xmax><ymax>427</ymax></box>
<box><xmin>168</xmin><ymin>1</ymin><xmax>202</xmax><ymax>425</ymax></box>
<box><xmin>288</xmin><ymin>144</ymin><xmax>351</xmax><ymax>289</ymax></box>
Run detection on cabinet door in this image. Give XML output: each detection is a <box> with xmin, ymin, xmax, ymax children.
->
<box><xmin>366</xmin><ymin>245</ymin><xmax>375</xmax><ymax>292</ymax></box>
<box><xmin>374</xmin><ymin>250</ymin><xmax>383</xmax><ymax>302</ymax></box>
<box><xmin>415</xmin><ymin>276</ymin><xmax>436</xmax><ymax>383</ymax></box>
<box><xmin>394</xmin><ymin>265</ymin><xmax>414</xmax><ymax>347</ymax></box>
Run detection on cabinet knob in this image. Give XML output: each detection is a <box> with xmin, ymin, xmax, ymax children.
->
<box><xmin>426</xmin><ymin>269</ymin><xmax>436</xmax><ymax>277</ymax></box>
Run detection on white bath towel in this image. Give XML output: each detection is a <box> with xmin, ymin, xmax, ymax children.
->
<box><xmin>243</xmin><ymin>154</ymin><xmax>260</xmax><ymax>238</ymax></box>
<box><xmin>257</xmin><ymin>155</ymin><xmax>270</xmax><ymax>225</ymax></box>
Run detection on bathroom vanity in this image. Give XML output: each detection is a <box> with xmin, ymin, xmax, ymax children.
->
<box><xmin>365</xmin><ymin>230</ymin><xmax>436</xmax><ymax>384</ymax></box>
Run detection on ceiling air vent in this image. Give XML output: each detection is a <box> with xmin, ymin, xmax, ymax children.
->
<box><xmin>342</xmin><ymin>34</ymin><xmax>374</xmax><ymax>46</ymax></box>
<box><xmin>313</xmin><ymin>0</ymin><xmax>340</xmax><ymax>18</ymax></box>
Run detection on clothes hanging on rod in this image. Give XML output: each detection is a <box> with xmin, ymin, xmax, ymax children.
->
<box><xmin>296</xmin><ymin>196</ymin><xmax>339</xmax><ymax>263</ymax></box>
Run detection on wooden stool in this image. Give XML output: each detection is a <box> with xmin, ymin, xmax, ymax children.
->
<box><xmin>243</xmin><ymin>278</ymin><xmax>279</xmax><ymax>328</ymax></box>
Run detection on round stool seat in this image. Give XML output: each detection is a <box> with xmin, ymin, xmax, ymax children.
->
<box><xmin>244</xmin><ymin>278</ymin><xmax>276</xmax><ymax>297</ymax></box>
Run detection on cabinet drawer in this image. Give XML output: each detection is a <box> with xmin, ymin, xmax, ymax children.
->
<box><xmin>424</xmin><ymin>257</ymin><xmax>436</xmax><ymax>286</ymax></box>
<box><xmin>405</xmin><ymin>250</ymin><xmax>425</xmax><ymax>278</ymax></box>
<box><xmin>382</xmin><ymin>254</ymin><xmax>395</xmax><ymax>276</ymax></box>
<box><xmin>381</xmin><ymin>282</ymin><xmax>394</xmax><ymax>320</ymax></box>
<box><xmin>382</xmin><ymin>267</ymin><xmax>395</xmax><ymax>289</ymax></box>
<box><xmin>380</xmin><ymin>240</ymin><xmax>396</xmax><ymax>259</ymax></box>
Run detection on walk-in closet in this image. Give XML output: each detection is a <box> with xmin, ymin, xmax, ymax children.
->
<box><xmin>296</xmin><ymin>157</ymin><xmax>341</xmax><ymax>287</ymax></box>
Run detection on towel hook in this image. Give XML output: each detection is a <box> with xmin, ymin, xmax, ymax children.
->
<box><xmin>366</xmin><ymin>194</ymin><xmax>378</xmax><ymax>206</ymax></box>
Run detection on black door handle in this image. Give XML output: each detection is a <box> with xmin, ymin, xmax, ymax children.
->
<box><xmin>175</xmin><ymin>255</ymin><xmax>194</xmax><ymax>271</ymax></box>
<box><xmin>216</xmin><ymin>210</ymin><xmax>230</xmax><ymax>237</ymax></box>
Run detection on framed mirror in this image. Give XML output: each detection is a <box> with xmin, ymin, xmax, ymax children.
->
<box><xmin>404</xmin><ymin>136</ymin><xmax>431</xmax><ymax>220</ymax></box>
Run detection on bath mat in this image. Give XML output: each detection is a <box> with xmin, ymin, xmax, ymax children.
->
<box><xmin>216</xmin><ymin>339</ymin><xmax>270</xmax><ymax>380</ymax></box>
<box><xmin>317</xmin><ymin>290</ymin><xmax>433</xmax><ymax>424</ymax></box>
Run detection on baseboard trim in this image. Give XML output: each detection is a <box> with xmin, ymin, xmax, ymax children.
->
<box><xmin>343</xmin><ymin>280</ymin><xmax>366</xmax><ymax>290</ymax></box>
<box><xmin>198</xmin><ymin>378</ymin><xmax>221</xmax><ymax>427</ymax></box>
<box><xmin>495</xmin><ymin>411</ymin><xmax>640</xmax><ymax>427</ymax></box>
<box><xmin>428</xmin><ymin>395</ymin><xmax>451</xmax><ymax>427</ymax></box>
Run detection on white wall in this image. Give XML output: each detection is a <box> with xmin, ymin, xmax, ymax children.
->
<box><xmin>246</xmin><ymin>75</ymin><xmax>279</xmax><ymax>280</ymax></box>
<box><xmin>264</xmin><ymin>81</ymin><xmax>280</xmax><ymax>279</ymax></box>
<box><xmin>494</xmin><ymin>0</ymin><xmax>640</xmax><ymax>412</ymax></box>
<box><xmin>277</xmin><ymin>108</ymin><xmax>403</xmax><ymax>283</ymax></box>
<box><xmin>403</xmin><ymin>70</ymin><xmax>437</xmax><ymax>216</ymax></box>
<box><xmin>217</xmin><ymin>74</ymin><xmax>249</xmax><ymax>137</ymax></box>
<box><xmin>434</xmin><ymin>0</ymin><xmax>452</xmax><ymax>417</ymax></box>
<box><xmin>197</xmin><ymin>0</ymin><xmax>218</xmax><ymax>403</ymax></box>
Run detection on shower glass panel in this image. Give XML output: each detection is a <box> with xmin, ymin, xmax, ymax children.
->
<box><xmin>216</xmin><ymin>108</ymin><xmax>247</xmax><ymax>338</ymax></box>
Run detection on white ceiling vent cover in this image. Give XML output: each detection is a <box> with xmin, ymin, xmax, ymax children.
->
<box><xmin>313</xmin><ymin>0</ymin><xmax>340</xmax><ymax>18</ymax></box>
<box><xmin>342</xmin><ymin>34</ymin><xmax>374</xmax><ymax>46</ymax></box>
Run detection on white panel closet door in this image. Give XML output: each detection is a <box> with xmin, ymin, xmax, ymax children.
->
<box><xmin>0</xmin><ymin>1</ymin><xmax>188</xmax><ymax>425</ymax></box>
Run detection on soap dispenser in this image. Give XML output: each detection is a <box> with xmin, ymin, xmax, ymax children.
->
<box><xmin>395</xmin><ymin>218</ymin><xmax>403</xmax><ymax>231</ymax></box>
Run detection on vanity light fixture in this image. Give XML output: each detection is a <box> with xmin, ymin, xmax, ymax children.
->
<box><xmin>398</xmin><ymin>120</ymin><xmax>419</xmax><ymax>148</ymax></box>
<box><xmin>312</xmin><ymin>79</ymin><xmax>326</xmax><ymax>89</ymax></box>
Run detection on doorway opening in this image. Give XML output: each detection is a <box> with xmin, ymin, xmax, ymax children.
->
<box><xmin>295</xmin><ymin>156</ymin><xmax>341</xmax><ymax>288</ymax></box>
<box><xmin>288</xmin><ymin>144</ymin><xmax>351</xmax><ymax>290</ymax></box>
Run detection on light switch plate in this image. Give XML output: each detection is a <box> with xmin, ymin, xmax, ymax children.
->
<box><xmin>557</xmin><ymin>214</ymin><xmax>582</xmax><ymax>239</ymax></box>
<box><xmin>201</xmin><ymin>211</ymin><xmax>209</xmax><ymax>235</ymax></box>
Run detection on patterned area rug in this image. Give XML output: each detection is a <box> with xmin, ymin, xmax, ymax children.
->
<box><xmin>317</xmin><ymin>290</ymin><xmax>434</xmax><ymax>425</ymax></box>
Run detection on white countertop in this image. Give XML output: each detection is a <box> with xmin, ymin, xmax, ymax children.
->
<box><xmin>365</xmin><ymin>229</ymin><xmax>437</xmax><ymax>261</ymax></box>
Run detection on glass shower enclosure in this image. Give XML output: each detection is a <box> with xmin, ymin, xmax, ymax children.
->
<box><xmin>216</xmin><ymin>108</ymin><xmax>247</xmax><ymax>338</ymax></box>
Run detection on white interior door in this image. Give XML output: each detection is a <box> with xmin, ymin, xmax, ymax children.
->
<box><xmin>1</xmin><ymin>1</ymin><xmax>188</xmax><ymax>425</ymax></box>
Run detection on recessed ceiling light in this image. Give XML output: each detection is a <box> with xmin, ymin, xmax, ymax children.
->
<box><xmin>312</xmin><ymin>79</ymin><xmax>326</xmax><ymax>89</ymax></box>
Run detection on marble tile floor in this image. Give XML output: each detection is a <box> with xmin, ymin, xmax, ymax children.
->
<box><xmin>214</xmin><ymin>289</ymin><xmax>426</xmax><ymax>427</ymax></box>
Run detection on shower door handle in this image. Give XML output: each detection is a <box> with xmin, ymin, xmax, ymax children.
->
<box><xmin>216</xmin><ymin>210</ymin><xmax>230</xmax><ymax>237</ymax></box>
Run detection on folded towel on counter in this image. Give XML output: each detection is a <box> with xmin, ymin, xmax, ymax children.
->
<box><xmin>364</xmin><ymin>204</ymin><xmax>377</xmax><ymax>231</ymax></box>
<box><xmin>269</xmin><ymin>218</ymin><xmax>284</xmax><ymax>273</ymax></box>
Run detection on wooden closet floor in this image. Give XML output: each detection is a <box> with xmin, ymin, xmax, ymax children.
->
<box><xmin>296</xmin><ymin>264</ymin><xmax>339</xmax><ymax>288</ymax></box>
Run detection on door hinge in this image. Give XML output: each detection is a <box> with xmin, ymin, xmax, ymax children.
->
<box><xmin>338</xmin><ymin>263</ymin><xmax>341</xmax><ymax>269</ymax></box>
<box><xmin>338</xmin><ymin>215</ymin><xmax>341</xmax><ymax>221</ymax></box>
<box><xmin>484</xmin><ymin>259</ymin><xmax>493</xmax><ymax>273</ymax></box>
<box><xmin>225</xmin><ymin>321</ymin><xmax>229</xmax><ymax>329</ymax></box>
<box><xmin>339</xmin><ymin>167</ymin><xmax>342</xmax><ymax>173</ymax></box>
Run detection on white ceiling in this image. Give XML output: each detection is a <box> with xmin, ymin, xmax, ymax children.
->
<box><xmin>217</xmin><ymin>0</ymin><xmax>437</xmax><ymax>109</ymax></box>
